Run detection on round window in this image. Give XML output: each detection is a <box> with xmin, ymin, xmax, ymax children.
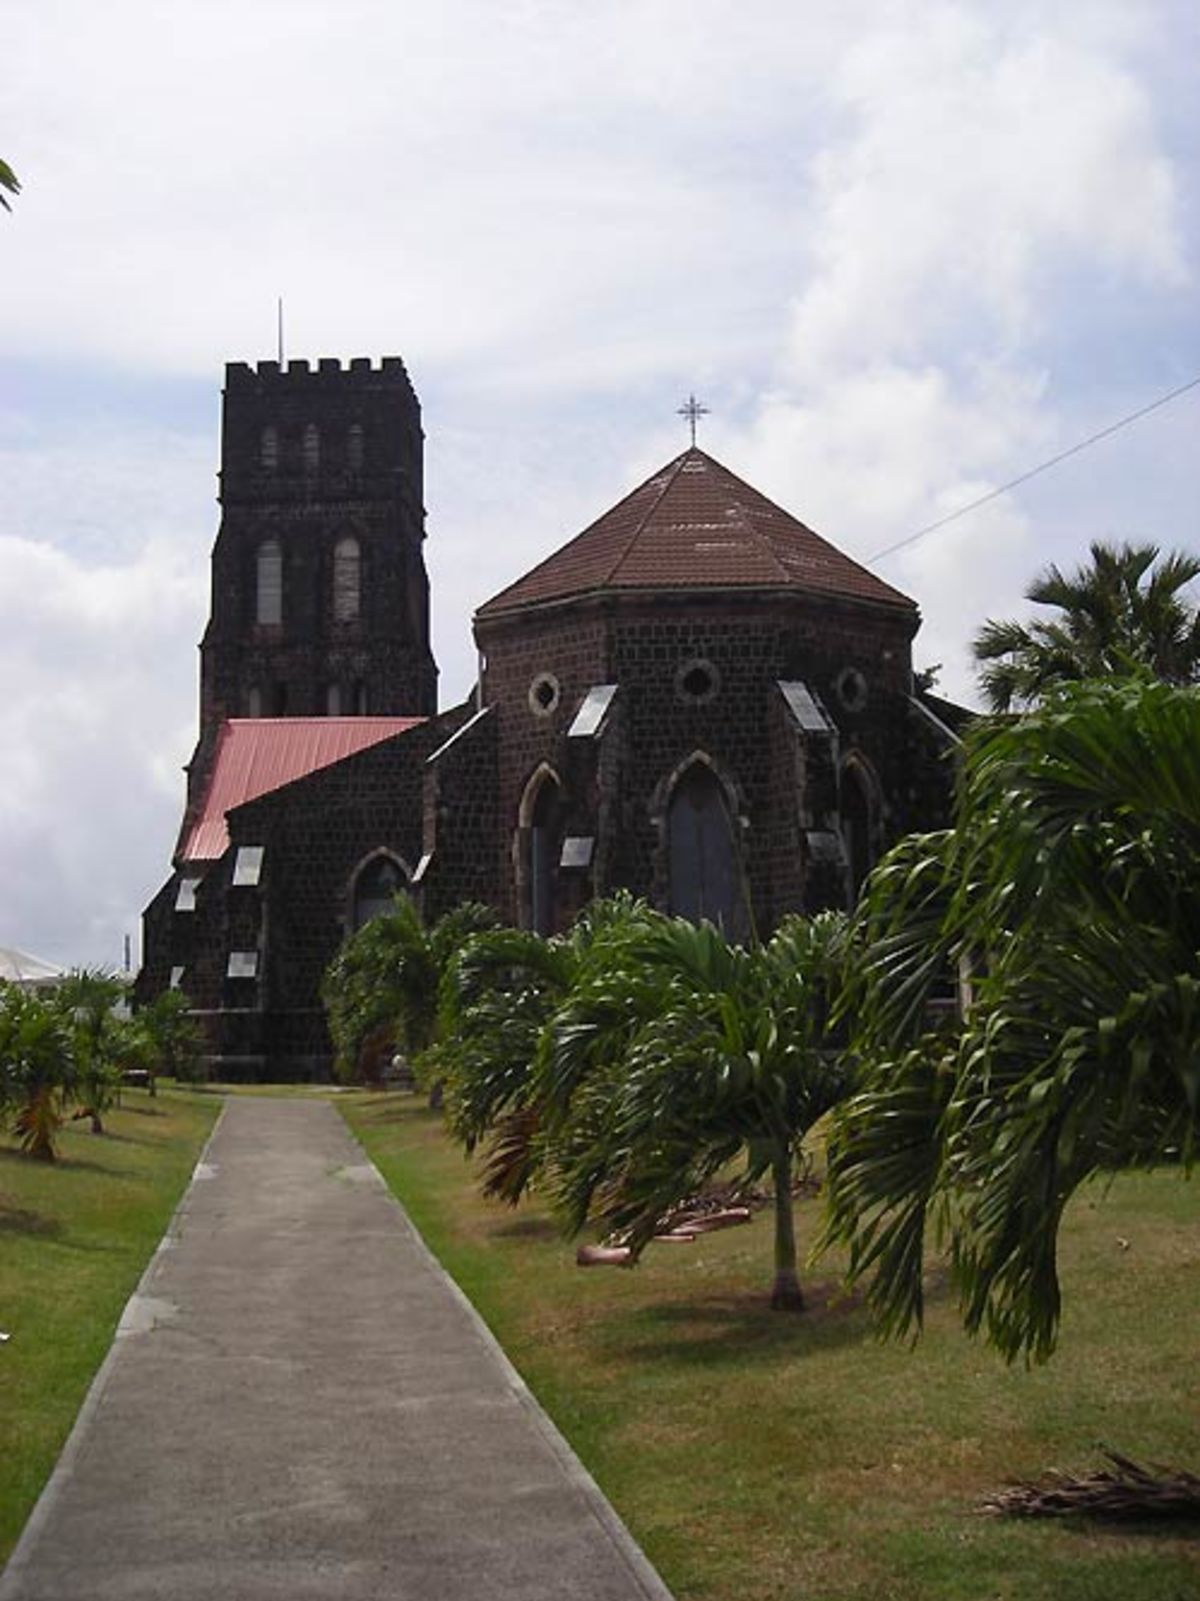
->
<box><xmin>835</xmin><ymin>667</ymin><xmax>868</xmax><ymax>713</ymax></box>
<box><xmin>528</xmin><ymin>672</ymin><xmax>561</xmax><ymax>717</ymax></box>
<box><xmin>674</xmin><ymin>657</ymin><xmax>721</xmax><ymax>707</ymax></box>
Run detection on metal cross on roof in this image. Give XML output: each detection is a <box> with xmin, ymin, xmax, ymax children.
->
<box><xmin>677</xmin><ymin>394</ymin><xmax>710</xmax><ymax>446</ymax></box>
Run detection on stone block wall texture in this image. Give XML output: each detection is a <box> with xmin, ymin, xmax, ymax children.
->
<box><xmin>196</xmin><ymin>358</ymin><xmax>437</xmax><ymax>812</ymax></box>
<box><xmin>475</xmin><ymin>588</ymin><xmax>949</xmax><ymax>937</ymax></box>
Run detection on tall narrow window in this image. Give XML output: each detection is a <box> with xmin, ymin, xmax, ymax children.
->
<box><xmin>353</xmin><ymin>679</ymin><xmax>368</xmax><ymax>715</ymax></box>
<box><xmin>352</xmin><ymin>855</ymin><xmax>408</xmax><ymax>930</ymax></box>
<box><xmin>326</xmin><ymin>683</ymin><xmax>342</xmax><ymax>716</ymax></box>
<box><xmin>333</xmin><ymin>537</ymin><xmax>361</xmax><ymax>622</ymax></box>
<box><xmin>260</xmin><ymin>426</ymin><xmax>278</xmax><ymax>471</ymax></box>
<box><xmin>247</xmin><ymin>685</ymin><xmax>263</xmax><ymax>717</ymax></box>
<box><xmin>842</xmin><ymin>764</ymin><xmax>874</xmax><ymax>904</ymax></box>
<box><xmin>347</xmin><ymin>423</ymin><xmax>364</xmax><ymax>473</ymax></box>
<box><xmin>667</xmin><ymin>763</ymin><xmax>741</xmax><ymax>934</ymax></box>
<box><xmin>256</xmin><ymin>541</ymin><xmax>282</xmax><ymax>626</ymax></box>
<box><xmin>303</xmin><ymin>423</ymin><xmax>320</xmax><ymax>474</ymax></box>
<box><xmin>527</xmin><ymin>776</ymin><xmax>565</xmax><ymax>936</ymax></box>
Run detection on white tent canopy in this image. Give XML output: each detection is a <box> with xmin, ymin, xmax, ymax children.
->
<box><xmin>0</xmin><ymin>946</ymin><xmax>65</xmax><ymax>988</ymax></box>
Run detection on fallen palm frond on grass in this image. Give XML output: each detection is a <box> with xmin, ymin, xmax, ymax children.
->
<box><xmin>981</xmin><ymin>1450</ymin><xmax>1200</xmax><ymax>1521</ymax></box>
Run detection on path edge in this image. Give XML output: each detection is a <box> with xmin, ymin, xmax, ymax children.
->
<box><xmin>341</xmin><ymin>1109</ymin><xmax>676</xmax><ymax>1601</ymax></box>
<box><xmin>0</xmin><ymin>1097</ymin><xmax>230</xmax><ymax>1600</ymax></box>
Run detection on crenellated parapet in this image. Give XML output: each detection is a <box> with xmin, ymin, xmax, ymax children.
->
<box><xmin>224</xmin><ymin>355</ymin><xmax>416</xmax><ymax>388</ymax></box>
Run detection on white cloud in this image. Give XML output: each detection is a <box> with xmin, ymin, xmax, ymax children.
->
<box><xmin>0</xmin><ymin>507</ymin><xmax>207</xmax><ymax>967</ymax></box>
<box><xmin>1</xmin><ymin>0</ymin><xmax>1196</xmax><ymax>962</ymax></box>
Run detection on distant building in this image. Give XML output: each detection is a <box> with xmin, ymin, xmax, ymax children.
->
<box><xmin>139</xmin><ymin>357</ymin><xmax>961</xmax><ymax>1077</ymax></box>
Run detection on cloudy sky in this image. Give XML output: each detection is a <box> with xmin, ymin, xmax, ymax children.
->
<box><xmin>5</xmin><ymin>0</ymin><xmax>1198</xmax><ymax>969</ymax></box>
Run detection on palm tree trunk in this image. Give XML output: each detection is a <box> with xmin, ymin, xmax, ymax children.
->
<box><xmin>770</xmin><ymin>1147</ymin><xmax>804</xmax><ymax>1311</ymax></box>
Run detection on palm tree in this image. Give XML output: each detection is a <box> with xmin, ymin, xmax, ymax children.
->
<box><xmin>54</xmin><ymin>969</ymin><xmax>127</xmax><ymax>1134</ymax></box>
<box><xmin>0</xmin><ymin>984</ymin><xmax>75</xmax><ymax>1160</ymax></box>
<box><xmin>129</xmin><ymin>990</ymin><xmax>204</xmax><ymax>1092</ymax></box>
<box><xmin>544</xmin><ymin>910</ymin><xmax>852</xmax><ymax>1310</ymax></box>
<box><xmin>440</xmin><ymin>893</ymin><xmax>657</xmax><ymax>1202</ymax></box>
<box><xmin>322</xmin><ymin>897</ymin><xmax>499</xmax><ymax>1086</ymax></box>
<box><xmin>973</xmin><ymin>541</ymin><xmax>1200</xmax><ymax>711</ymax></box>
<box><xmin>0</xmin><ymin>159</ymin><xmax>19</xmax><ymax>213</ymax></box>
<box><xmin>822</xmin><ymin>677</ymin><xmax>1200</xmax><ymax>1360</ymax></box>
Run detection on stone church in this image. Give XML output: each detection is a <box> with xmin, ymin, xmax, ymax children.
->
<box><xmin>138</xmin><ymin>356</ymin><xmax>963</xmax><ymax>1078</ymax></box>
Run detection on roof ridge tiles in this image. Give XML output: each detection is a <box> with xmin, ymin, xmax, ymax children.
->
<box><xmin>605</xmin><ymin>449</ymin><xmax>696</xmax><ymax>587</ymax></box>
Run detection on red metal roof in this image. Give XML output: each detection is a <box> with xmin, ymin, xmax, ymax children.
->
<box><xmin>180</xmin><ymin>718</ymin><xmax>424</xmax><ymax>862</ymax></box>
<box><xmin>476</xmin><ymin>448</ymin><xmax>915</xmax><ymax>618</ymax></box>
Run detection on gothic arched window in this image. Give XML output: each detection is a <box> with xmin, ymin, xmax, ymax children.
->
<box><xmin>352</xmin><ymin>855</ymin><xmax>408</xmax><ymax>930</ymax></box>
<box><xmin>667</xmin><ymin>761</ymin><xmax>741</xmax><ymax>935</ymax></box>
<box><xmin>521</xmin><ymin>770</ymin><xmax>565</xmax><ymax>936</ymax></box>
<box><xmin>303</xmin><ymin>423</ymin><xmax>320</xmax><ymax>475</ymax></box>
<box><xmin>842</xmin><ymin>760</ymin><xmax>876</xmax><ymax>904</ymax></box>
<box><xmin>256</xmin><ymin>540</ymin><xmax>283</xmax><ymax>626</ymax></box>
<box><xmin>333</xmin><ymin>537</ymin><xmax>361</xmax><ymax>623</ymax></box>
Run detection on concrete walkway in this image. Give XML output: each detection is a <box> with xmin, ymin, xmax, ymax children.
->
<box><xmin>1</xmin><ymin>1099</ymin><xmax>673</xmax><ymax>1601</ymax></box>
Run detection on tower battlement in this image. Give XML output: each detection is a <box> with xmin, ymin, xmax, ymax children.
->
<box><xmin>220</xmin><ymin>353</ymin><xmax>424</xmax><ymax>497</ymax></box>
<box><xmin>224</xmin><ymin>356</ymin><xmax>414</xmax><ymax>389</ymax></box>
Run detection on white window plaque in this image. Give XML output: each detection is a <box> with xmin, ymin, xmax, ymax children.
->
<box><xmin>560</xmin><ymin>836</ymin><xmax>594</xmax><ymax>870</ymax></box>
<box><xmin>233</xmin><ymin>846</ymin><xmax>264</xmax><ymax>887</ymax></box>
<box><xmin>175</xmin><ymin>875</ymin><xmax>201</xmax><ymax>911</ymax></box>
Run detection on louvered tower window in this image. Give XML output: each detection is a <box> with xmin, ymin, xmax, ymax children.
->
<box><xmin>333</xmin><ymin>537</ymin><xmax>361</xmax><ymax>622</ymax></box>
<box><xmin>256</xmin><ymin>541</ymin><xmax>283</xmax><ymax>626</ymax></box>
<box><xmin>260</xmin><ymin>426</ymin><xmax>278</xmax><ymax>471</ymax></box>
<box><xmin>303</xmin><ymin>423</ymin><xmax>320</xmax><ymax>474</ymax></box>
<box><xmin>347</xmin><ymin>423</ymin><xmax>364</xmax><ymax>473</ymax></box>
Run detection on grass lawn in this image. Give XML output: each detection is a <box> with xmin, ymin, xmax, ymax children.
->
<box><xmin>0</xmin><ymin>1086</ymin><xmax>219</xmax><ymax>1564</ymax></box>
<box><xmin>341</xmin><ymin>1091</ymin><xmax>1199</xmax><ymax>1601</ymax></box>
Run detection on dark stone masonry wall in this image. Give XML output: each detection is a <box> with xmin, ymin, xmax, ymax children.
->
<box><xmin>477</xmin><ymin>609</ymin><xmax>610</xmax><ymax>925</ymax></box>
<box><xmin>194</xmin><ymin>357</ymin><xmax>438</xmax><ymax>811</ymax></box>
<box><xmin>421</xmin><ymin>707</ymin><xmax>502</xmax><ymax>922</ymax></box>
<box><xmin>474</xmin><ymin>588</ymin><xmax>943</xmax><ymax>938</ymax></box>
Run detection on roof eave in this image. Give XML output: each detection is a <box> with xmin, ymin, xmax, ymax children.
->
<box><xmin>475</xmin><ymin>580</ymin><xmax>918</xmax><ymax>629</ymax></box>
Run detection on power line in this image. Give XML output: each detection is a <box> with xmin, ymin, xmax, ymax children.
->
<box><xmin>870</xmin><ymin>372</ymin><xmax>1200</xmax><ymax>563</ymax></box>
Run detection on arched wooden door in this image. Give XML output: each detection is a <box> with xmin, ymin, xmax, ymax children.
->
<box><xmin>667</xmin><ymin>763</ymin><xmax>741</xmax><ymax>934</ymax></box>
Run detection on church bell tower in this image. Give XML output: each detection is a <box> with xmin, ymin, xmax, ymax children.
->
<box><xmin>198</xmin><ymin>356</ymin><xmax>438</xmax><ymax>747</ymax></box>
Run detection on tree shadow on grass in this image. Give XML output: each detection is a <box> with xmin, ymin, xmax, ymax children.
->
<box><xmin>489</xmin><ymin>1215</ymin><xmax>561</xmax><ymax>1242</ymax></box>
<box><xmin>52</xmin><ymin>1156</ymin><xmax>139</xmax><ymax>1180</ymax></box>
<box><xmin>0</xmin><ymin>1206</ymin><xmax>62</xmax><ymax>1239</ymax></box>
<box><xmin>612</xmin><ymin>1279</ymin><xmax>872</xmax><ymax>1368</ymax></box>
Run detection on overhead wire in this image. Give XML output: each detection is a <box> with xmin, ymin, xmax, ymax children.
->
<box><xmin>869</xmin><ymin>372</ymin><xmax>1200</xmax><ymax>563</ymax></box>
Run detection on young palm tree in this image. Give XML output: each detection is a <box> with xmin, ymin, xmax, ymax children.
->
<box><xmin>440</xmin><ymin>892</ymin><xmax>657</xmax><ymax>1202</ymax></box>
<box><xmin>0</xmin><ymin>984</ymin><xmax>75</xmax><ymax>1160</ymax></box>
<box><xmin>54</xmin><ymin>969</ymin><xmax>127</xmax><ymax>1134</ymax></box>
<box><xmin>0</xmin><ymin>159</ymin><xmax>19</xmax><ymax>212</ymax></box>
<box><xmin>129</xmin><ymin>990</ymin><xmax>204</xmax><ymax>1092</ymax></box>
<box><xmin>973</xmin><ymin>540</ymin><xmax>1200</xmax><ymax>711</ymax></box>
<box><xmin>822</xmin><ymin>677</ymin><xmax>1200</xmax><ymax>1360</ymax></box>
<box><xmin>545</xmin><ymin>910</ymin><xmax>853</xmax><ymax>1310</ymax></box>
<box><xmin>322</xmin><ymin>897</ymin><xmax>499</xmax><ymax>1085</ymax></box>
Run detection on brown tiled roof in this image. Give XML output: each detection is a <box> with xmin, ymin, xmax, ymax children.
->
<box><xmin>476</xmin><ymin>448</ymin><xmax>914</xmax><ymax>617</ymax></box>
